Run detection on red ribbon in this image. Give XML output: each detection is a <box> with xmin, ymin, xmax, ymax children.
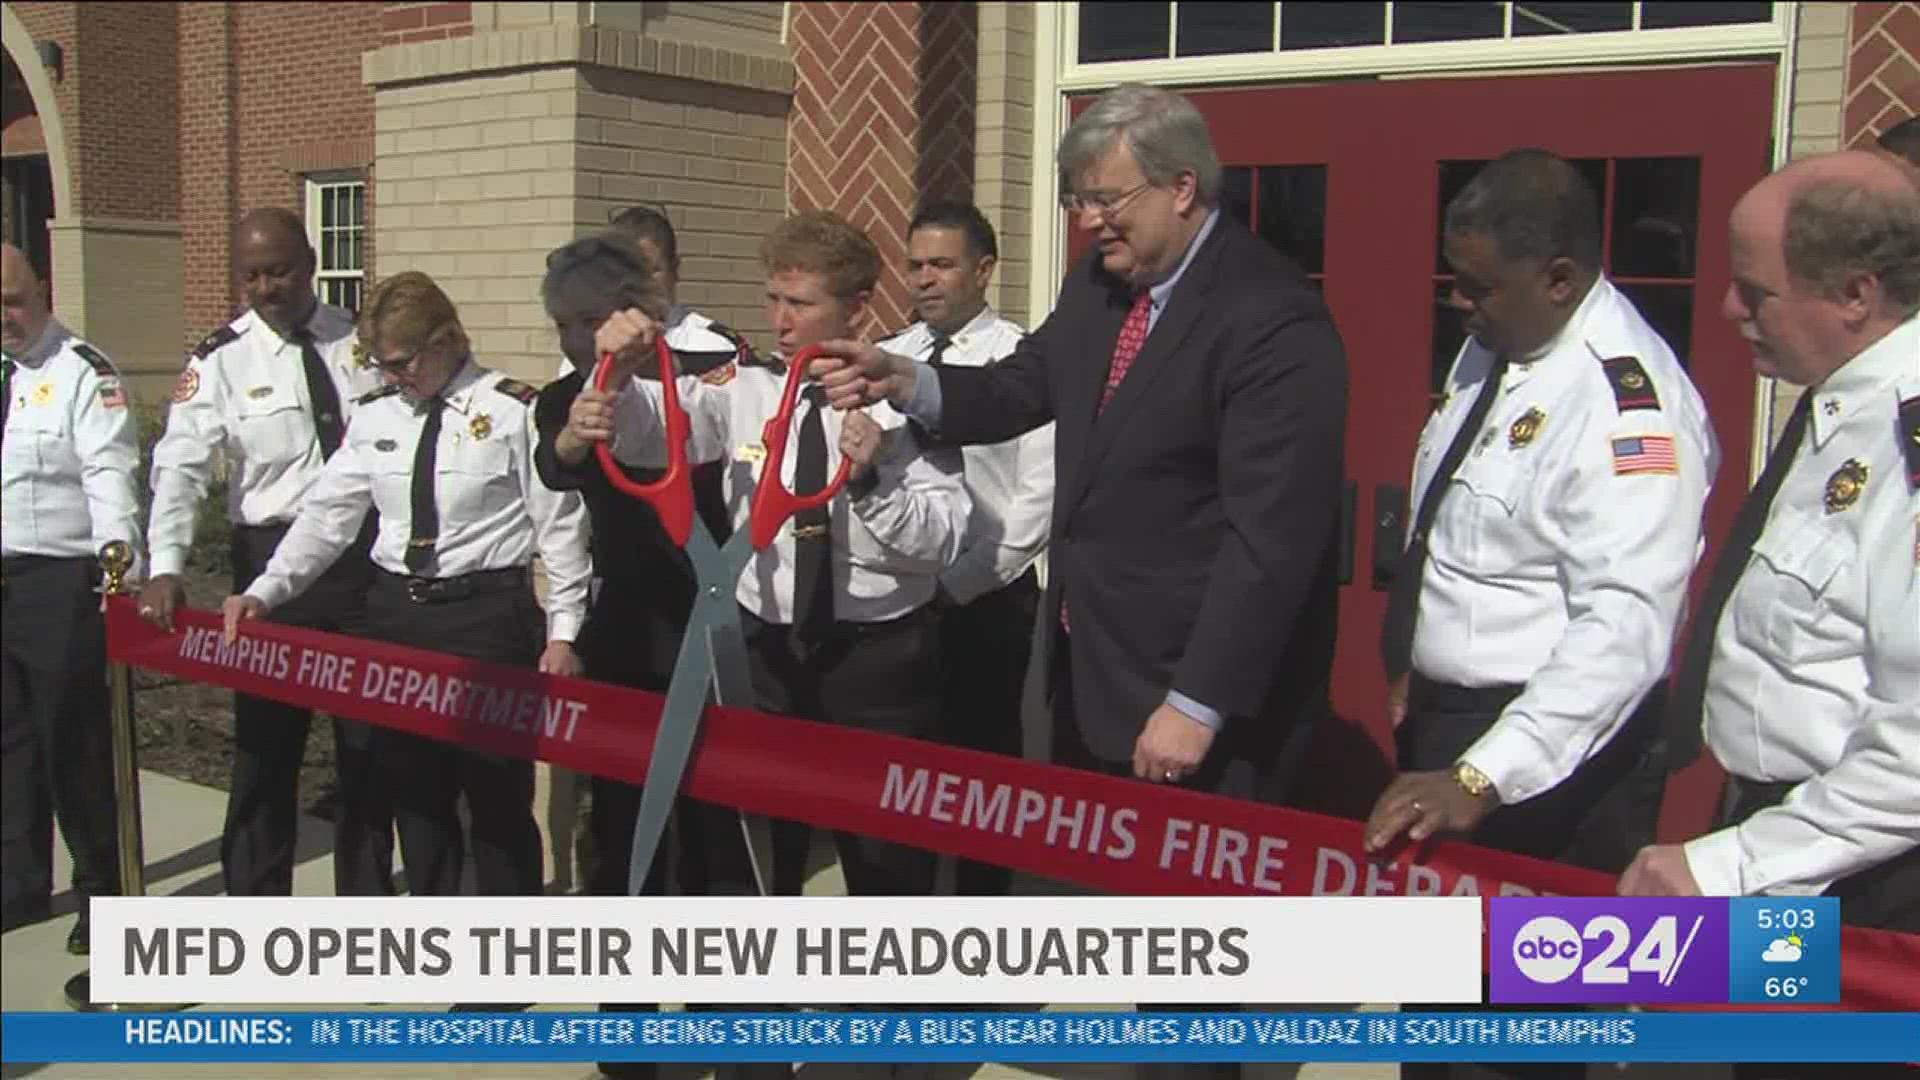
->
<box><xmin>107</xmin><ymin>598</ymin><xmax>1918</xmax><ymax>1011</ymax></box>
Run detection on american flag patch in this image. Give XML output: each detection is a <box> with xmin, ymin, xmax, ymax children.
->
<box><xmin>97</xmin><ymin>379</ymin><xmax>127</xmax><ymax>410</ymax></box>
<box><xmin>1612</xmin><ymin>434</ymin><xmax>1677</xmax><ymax>475</ymax></box>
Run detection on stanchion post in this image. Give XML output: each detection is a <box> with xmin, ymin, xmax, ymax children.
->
<box><xmin>65</xmin><ymin>540</ymin><xmax>176</xmax><ymax>1012</ymax></box>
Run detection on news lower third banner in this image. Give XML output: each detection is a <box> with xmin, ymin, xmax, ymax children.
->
<box><xmin>90</xmin><ymin>896</ymin><xmax>1480</xmax><ymax>1005</ymax></box>
<box><xmin>4</xmin><ymin>1012</ymin><xmax>1917</xmax><ymax>1064</ymax></box>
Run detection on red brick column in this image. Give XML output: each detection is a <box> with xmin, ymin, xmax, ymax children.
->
<box><xmin>179</xmin><ymin>1</ymin><xmax>237</xmax><ymax>347</ymax></box>
<box><xmin>1846</xmin><ymin>2</ymin><xmax>1919</xmax><ymax>146</ymax></box>
<box><xmin>788</xmin><ymin>1</ymin><xmax>977</xmax><ymax>335</ymax></box>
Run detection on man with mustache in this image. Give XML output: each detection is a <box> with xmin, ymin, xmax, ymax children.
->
<box><xmin>144</xmin><ymin>207</ymin><xmax>394</xmax><ymax>901</ymax></box>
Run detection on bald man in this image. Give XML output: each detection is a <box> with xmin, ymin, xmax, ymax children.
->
<box><xmin>1624</xmin><ymin>152</ymin><xmax>1920</xmax><ymax>942</ymax></box>
<box><xmin>2</xmin><ymin>243</ymin><xmax>141</xmax><ymax>952</ymax></box>
<box><xmin>144</xmin><ymin>209</ymin><xmax>394</xmax><ymax>899</ymax></box>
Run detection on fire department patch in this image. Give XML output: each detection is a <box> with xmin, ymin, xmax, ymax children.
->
<box><xmin>172</xmin><ymin>366</ymin><xmax>201</xmax><ymax>404</ymax></box>
<box><xmin>700</xmin><ymin>361</ymin><xmax>738</xmax><ymax>386</ymax></box>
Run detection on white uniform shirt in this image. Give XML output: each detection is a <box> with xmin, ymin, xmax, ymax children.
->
<box><xmin>607</xmin><ymin>360</ymin><xmax>970</xmax><ymax>624</ymax></box>
<box><xmin>1684</xmin><ymin>313</ymin><xmax>1920</xmax><ymax>897</ymax></box>
<box><xmin>555</xmin><ymin>306</ymin><xmax>745</xmax><ymax>380</ymax></box>
<box><xmin>1</xmin><ymin>320</ymin><xmax>143</xmax><ymax>571</ymax></box>
<box><xmin>880</xmin><ymin>306</ymin><xmax>1053</xmax><ymax>605</ymax></box>
<box><xmin>1410</xmin><ymin>279</ymin><xmax>1720</xmax><ymax>803</ymax></box>
<box><xmin>244</xmin><ymin>361</ymin><xmax>592</xmax><ymax>642</ymax></box>
<box><xmin>148</xmin><ymin>304</ymin><xmax>378</xmax><ymax>577</ymax></box>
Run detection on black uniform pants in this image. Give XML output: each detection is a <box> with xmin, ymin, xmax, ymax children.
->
<box><xmin>939</xmin><ymin>569</ymin><xmax>1038</xmax><ymax>896</ymax></box>
<box><xmin>226</xmin><ymin>522</ymin><xmax>393</xmax><ymax>897</ymax></box>
<box><xmin>362</xmin><ymin>569</ymin><xmax>543</xmax><ymax>897</ymax></box>
<box><xmin>1723</xmin><ymin>776</ymin><xmax>1919</xmax><ymax>1080</ymax></box>
<box><xmin>577</xmin><ymin>582</ymin><xmax>758</xmax><ymax>900</ymax></box>
<box><xmin>0</xmin><ymin>555</ymin><xmax>118</xmax><ymax>927</ymax></box>
<box><xmin>747</xmin><ymin>604</ymin><xmax>942</xmax><ymax>897</ymax></box>
<box><xmin>1397</xmin><ymin>676</ymin><xmax>1670</xmax><ymax>1080</ymax></box>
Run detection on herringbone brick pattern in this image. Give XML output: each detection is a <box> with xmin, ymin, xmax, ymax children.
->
<box><xmin>789</xmin><ymin>2</ymin><xmax>976</xmax><ymax>335</ymax></box>
<box><xmin>1846</xmin><ymin>2</ymin><xmax>1919</xmax><ymax>145</ymax></box>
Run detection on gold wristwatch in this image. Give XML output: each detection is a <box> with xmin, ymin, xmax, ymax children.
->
<box><xmin>1453</xmin><ymin>761</ymin><xmax>1495</xmax><ymax>799</ymax></box>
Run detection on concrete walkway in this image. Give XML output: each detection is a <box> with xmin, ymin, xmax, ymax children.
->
<box><xmin>2</xmin><ymin>771</ymin><xmax>1710</xmax><ymax>1080</ymax></box>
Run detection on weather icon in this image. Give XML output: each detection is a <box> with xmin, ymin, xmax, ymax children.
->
<box><xmin>1762</xmin><ymin>934</ymin><xmax>1805</xmax><ymax>963</ymax></box>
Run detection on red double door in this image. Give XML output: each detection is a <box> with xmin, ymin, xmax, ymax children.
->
<box><xmin>1068</xmin><ymin>64</ymin><xmax>1776</xmax><ymax>840</ymax></box>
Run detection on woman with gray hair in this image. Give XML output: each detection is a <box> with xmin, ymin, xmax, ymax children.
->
<box><xmin>532</xmin><ymin>232</ymin><xmax>758</xmax><ymax>901</ymax></box>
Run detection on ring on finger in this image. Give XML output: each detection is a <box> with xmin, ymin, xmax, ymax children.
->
<box><xmin>1411</xmin><ymin>799</ymin><xmax>1424</xmax><ymax>813</ymax></box>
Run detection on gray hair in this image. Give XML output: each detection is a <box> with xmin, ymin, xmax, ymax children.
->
<box><xmin>1784</xmin><ymin>178</ymin><xmax>1920</xmax><ymax>316</ymax></box>
<box><xmin>540</xmin><ymin>232</ymin><xmax>671</xmax><ymax>321</ymax></box>
<box><xmin>1058</xmin><ymin>83</ymin><xmax>1221</xmax><ymax>205</ymax></box>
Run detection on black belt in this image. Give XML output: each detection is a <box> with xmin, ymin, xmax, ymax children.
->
<box><xmin>1408</xmin><ymin>673</ymin><xmax>1525</xmax><ymax>715</ymax></box>
<box><xmin>375</xmin><ymin>566</ymin><xmax>528</xmax><ymax>605</ymax></box>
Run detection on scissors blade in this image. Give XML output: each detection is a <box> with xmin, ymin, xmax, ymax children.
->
<box><xmin>694</xmin><ymin>589</ymin><xmax>777</xmax><ymax>896</ymax></box>
<box><xmin>624</xmin><ymin>589</ymin><xmax>728</xmax><ymax>896</ymax></box>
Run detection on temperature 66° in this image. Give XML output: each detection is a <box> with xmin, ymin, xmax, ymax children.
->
<box><xmin>1764</xmin><ymin>976</ymin><xmax>1809</xmax><ymax>998</ymax></box>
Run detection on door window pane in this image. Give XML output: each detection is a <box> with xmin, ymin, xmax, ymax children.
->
<box><xmin>1639</xmin><ymin>2</ymin><xmax>1773</xmax><ymax>29</ymax></box>
<box><xmin>1220</xmin><ymin>166</ymin><xmax>1254</xmax><ymax>231</ymax></box>
<box><xmin>1618</xmin><ymin>283</ymin><xmax>1694</xmax><ymax>362</ymax></box>
<box><xmin>1256</xmin><ymin>165</ymin><xmax>1328</xmax><ymax>275</ymax></box>
<box><xmin>1177</xmin><ymin>2</ymin><xmax>1274</xmax><ymax>57</ymax></box>
<box><xmin>1512</xmin><ymin>3</ymin><xmax>1634</xmax><ymax>36</ymax></box>
<box><xmin>1279</xmin><ymin>2</ymin><xmax>1386</xmax><ymax>50</ymax></box>
<box><xmin>1078</xmin><ymin>2</ymin><xmax>1171</xmax><ymax>63</ymax></box>
<box><xmin>1610</xmin><ymin>157</ymin><xmax>1700</xmax><ymax>279</ymax></box>
<box><xmin>1392</xmin><ymin>2</ymin><xmax>1503</xmax><ymax>43</ymax></box>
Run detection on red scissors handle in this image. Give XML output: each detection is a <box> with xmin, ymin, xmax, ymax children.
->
<box><xmin>748</xmin><ymin>344</ymin><xmax>853</xmax><ymax>550</ymax></box>
<box><xmin>592</xmin><ymin>338</ymin><xmax>695</xmax><ymax>546</ymax></box>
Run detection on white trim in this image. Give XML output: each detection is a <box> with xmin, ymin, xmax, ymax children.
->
<box><xmin>1056</xmin><ymin>13</ymin><xmax>1788</xmax><ymax>91</ymax></box>
<box><xmin>1027</xmin><ymin>0</ymin><xmax>1068</xmax><ymax>327</ymax></box>
<box><xmin>1750</xmin><ymin>8</ymin><xmax>1801</xmax><ymax>485</ymax></box>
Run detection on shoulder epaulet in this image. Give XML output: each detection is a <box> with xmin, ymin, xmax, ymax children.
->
<box><xmin>705</xmin><ymin>321</ymin><xmax>750</xmax><ymax>354</ymax></box>
<box><xmin>1599</xmin><ymin>355</ymin><xmax>1661</xmax><ymax>413</ymax></box>
<box><xmin>189</xmin><ymin>325</ymin><xmax>240</xmax><ymax>363</ymax></box>
<box><xmin>493</xmin><ymin>377</ymin><xmax>539</xmax><ymax>405</ymax></box>
<box><xmin>70</xmin><ymin>341</ymin><xmax>116</xmax><ymax>379</ymax></box>
<box><xmin>355</xmin><ymin>384</ymin><xmax>401</xmax><ymax>406</ymax></box>
<box><xmin>1899</xmin><ymin>394</ymin><xmax>1920</xmax><ymax>490</ymax></box>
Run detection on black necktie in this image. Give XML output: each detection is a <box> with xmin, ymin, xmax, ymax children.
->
<box><xmin>294</xmin><ymin>329</ymin><xmax>345</xmax><ymax>459</ymax></box>
<box><xmin>1379</xmin><ymin>354</ymin><xmax>1512</xmax><ymax>677</ymax></box>
<box><xmin>1666</xmin><ymin>390</ymin><xmax>1813</xmax><ymax>766</ymax></box>
<box><xmin>791</xmin><ymin>385</ymin><xmax>834</xmax><ymax>644</ymax></box>
<box><xmin>405</xmin><ymin>397</ymin><xmax>445</xmax><ymax>574</ymax></box>
<box><xmin>926</xmin><ymin>332</ymin><xmax>952</xmax><ymax>367</ymax></box>
<box><xmin>1</xmin><ymin>358</ymin><xmax>13</xmax><ymax>457</ymax></box>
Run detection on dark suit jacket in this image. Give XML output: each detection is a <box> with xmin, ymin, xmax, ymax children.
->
<box><xmin>533</xmin><ymin>369</ymin><xmax>732</xmax><ymax>688</ymax></box>
<box><xmin>935</xmin><ymin>219</ymin><xmax>1347</xmax><ymax>784</ymax></box>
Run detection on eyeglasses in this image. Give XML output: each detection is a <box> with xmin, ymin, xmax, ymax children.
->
<box><xmin>1059</xmin><ymin>180</ymin><xmax>1155</xmax><ymax>217</ymax></box>
<box><xmin>367</xmin><ymin>348</ymin><xmax>424</xmax><ymax>374</ymax></box>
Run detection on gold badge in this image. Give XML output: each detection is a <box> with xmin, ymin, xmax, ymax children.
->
<box><xmin>735</xmin><ymin>442</ymin><xmax>767</xmax><ymax>463</ymax></box>
<box><xmin>351</xmin><ymin>340</ymin><xmax>369</xmax><ymax>368</ymax></box>
<box><xmin>30</xmin><ymin>382</ymin><xmax>54</xmax><ymax>406</ymax></box>
<box><xmin>1619</xmin><ymin>370</ymin><xmax>1647</xmax><ymax>390</ymax></box>
<box><xmin>469</xmin><ymin>413</ymin><xmax>492</xmax><ymax>441</ymax></box>
<box><xmin>1823</xmin><ymin>458</ymin><xmax>1868</xmax><ymax>514</ymax></box>
<box><xmin>1508</xmin><ymin>407</ymin><xmax>1546</xmax><ymax>449</ymax></box>
<box><xmin>248</xmin><ymin>386</ymin><xmax>273</xmax><ymax>400</ymax></box>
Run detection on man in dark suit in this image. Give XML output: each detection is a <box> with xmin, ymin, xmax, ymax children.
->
<box><xmin>813</xmin><ymin>82</ymin><xmax>1347</xmax><ymax>814</ymax></box>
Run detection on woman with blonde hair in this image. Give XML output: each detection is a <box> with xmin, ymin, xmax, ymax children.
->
<box><xmin>222</xmin><ymin>271</ymin><xmax>591</xmax><ymax>918</ymax></box>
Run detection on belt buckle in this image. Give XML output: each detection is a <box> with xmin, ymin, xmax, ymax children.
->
<box><xmin>406</xmin><ymin>578</ymin><xmax>432</xmax><ymax>604</ymax></box>
<box><xmin>792</xmin><ymin>523</ymin><xmax>829</xmax><ymax>540</ymax></box>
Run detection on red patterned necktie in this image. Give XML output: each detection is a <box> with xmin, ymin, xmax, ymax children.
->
<box><xmin>1064</xmin><ymin>290</ymin><xmax>1158</xmax><ymax>634</ymax></box>
<box><xmin>1099</xmin><ymin>290</ymin><xmax>1154</xmax><ymax>413</ymax></box>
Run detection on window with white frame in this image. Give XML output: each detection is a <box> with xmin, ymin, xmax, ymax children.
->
<box><xmin>1077</xmin><ymin>2</ymin><xmax>1777</xmax><ymax>64</ymax></box>
<box><xmin>304</xmin><ymin>176</ymin><xmax>366</xmax><ymax>313</ymax></box>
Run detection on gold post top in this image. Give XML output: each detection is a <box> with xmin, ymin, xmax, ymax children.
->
<box><xmin>99</xmin><ymin>540</ymin><xmax>133</xmax><ymax>595</ymax></box>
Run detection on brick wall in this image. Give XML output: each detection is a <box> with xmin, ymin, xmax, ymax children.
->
<box><xmin>380</xmin><ymin>1</ymin><xmax>473</xmax><ymax>46</ymax></box>
<box><xmin>180</xmin><ymin>2</ymin><xmax>382</xmax><ymax>347</ymax></box>
<box><xmin>788</xmin><ymin>1</ymin><xmax>976</xmax><ymax>336</ymax></box>
<box><xmin>1846</xmin><ymin>1</ymin><xmax>1919</xmax><ymax>146</ymax></box>
<box><xmin>72</xmin><ymin>2</ymin><xmax>177</xmax><ymax>222</ymax></box>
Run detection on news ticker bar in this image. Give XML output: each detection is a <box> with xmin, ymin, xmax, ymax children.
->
<box><xmin>3</xmin><ymin>1011</ymin><xmax>1917</xmax><ymax>1064</ymax></box>
<box><xmin>91</xmin><ymin>895</ymin><xmax>1845</xmax><ymax>1008</ymax></box>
